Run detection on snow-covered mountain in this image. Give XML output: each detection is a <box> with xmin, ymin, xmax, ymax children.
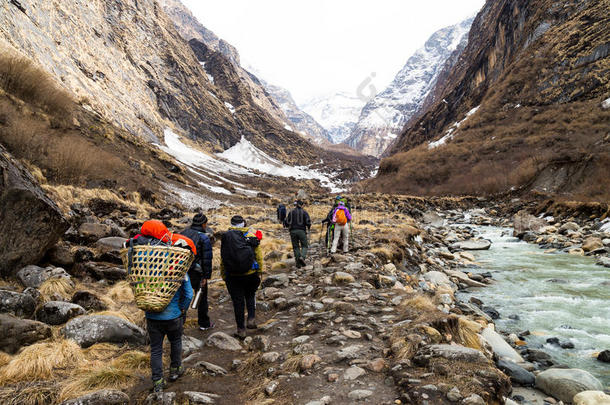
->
<box><xmin>300</xmin><ymin>92</ymin><xmax>366</xmax><ymax>144</ymax></box>
<box><xmin>345</xmin><ymin>17</ymin><xmax>474</xmax><ymax>157</ymax></box>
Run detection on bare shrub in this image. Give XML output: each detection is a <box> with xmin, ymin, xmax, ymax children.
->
<box><xmin>0</xmin><ymin>52</ymin><xmax>73</xmax><ymax>118</ymax></box>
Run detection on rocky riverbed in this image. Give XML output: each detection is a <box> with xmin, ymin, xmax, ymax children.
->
<box><xmin>0</xmin><ymin>193</ymin><xmax>609</xmax><ymax>404</ymax></box>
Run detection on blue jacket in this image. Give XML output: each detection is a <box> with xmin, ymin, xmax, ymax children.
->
<box><xmin>180</xmin><ymin>226</ymin><xmax>213</xmax><ymax>279</ymax></box>
<box><xmin>145</xmin><ymin>274</ymin><xmax>193</xmax><ymax>321</ymax></box>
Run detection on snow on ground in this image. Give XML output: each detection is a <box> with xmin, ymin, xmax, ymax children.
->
<box><xmin>199</xmin><ymin>62</ymin><xmax>214</xmax><ymax>84</ymax></box>
<box><xmin>217</xmin><ymin>136</ymin><xmax>344</xmax><ymax>192</ymax></box>
<box><xmin>163</xmin><ymin>183</ymin><xmax>222</xmax><ymax>210</ymax></box>
<box><xmin>159</xmin><ymin>129</ymin><xmax>344</xmax><ymax>195</ymax></box>
<box><xmin>428</xmin><ymin>105</ymin><xmax>480</xmax><ymax>149</ymax></box>
<box><xmin>224</xmin><ymin>102</ymin><xmax>236</xmax><ymax>114</ymax></box>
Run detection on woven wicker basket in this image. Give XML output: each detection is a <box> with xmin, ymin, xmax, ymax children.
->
<box><xmin>120</xmin><ymin>245</ymin><xmax>194</xmax><ymax>312</ymax></box>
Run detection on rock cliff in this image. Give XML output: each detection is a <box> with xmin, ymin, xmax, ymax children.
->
<box><xmin>373</xmin><ymin>0</ymin><xmax>610</xmax><ymax>198</ymax></box>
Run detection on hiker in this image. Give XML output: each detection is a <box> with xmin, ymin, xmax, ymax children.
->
<box><xmin>277</xmin><ymin>203</ymin><xmax>287</xmax><ymax>224</ymax></box>
<box><xmin>179</xmin><ymin>213</ymin><xmax>214</xmax><ymax>330</ymax></box>
<box><xmin>284</xmin><ymin>200</ymin><xmax>311</xmax><ymax>268</ymax></box>
<box><xmin>329</xmin><ymin>200</ymin><xmax>352</xmax><ymax>253</ymax></box>
<box><xmin>220</xmin><ymin>215</ymin><xmax>264</xmax><ymax>339</ymax></box>
<box><xmin>145</xmin><ymin>265</ymin><xmax>193</xmax><ymax>392</ymax></box>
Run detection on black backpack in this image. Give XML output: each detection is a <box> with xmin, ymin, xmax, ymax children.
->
<box><xmin>221</xmin><ymin>230</ymin><xmax>255</xmax><ymax>275</ymax></box>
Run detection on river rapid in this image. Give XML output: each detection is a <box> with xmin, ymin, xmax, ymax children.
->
<box><xmin>457</xmin><ymin>225</ymin><xmax>610</xmax><ymax>387</ymax></box>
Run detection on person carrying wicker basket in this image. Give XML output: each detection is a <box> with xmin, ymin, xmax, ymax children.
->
<box><xmin>220</xmin><ymin>215</ymin><xmax>264</xmax><ymax>339</ymax></box>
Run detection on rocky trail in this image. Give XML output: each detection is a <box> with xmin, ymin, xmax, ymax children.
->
<box><xmin>0</xmin><ymin>194</ymin><xmax>609</xmax><ymax>405</ymax></box>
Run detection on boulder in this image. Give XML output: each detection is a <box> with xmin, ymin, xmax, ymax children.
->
<box><xmin>80</xmin><ymin>262</ymin><xmax>126</xmax><ymax>281</ymax></box>
<box><xmin>422</xmin><ymin>211</ymin><xmax>444</xmax><ymax>227</ymax></box>
<box><xmin>450</xmin><ymin>239</ymin><xmax>491</xmax><ymax>251</ymax></box>
<box><xmin>0</xmin><ymin>289</ymin><xmax>36</xmax><ymax>318</ymax></box>
<box><xmin>513</xmin><ymin>211</ymin><xmax>547</xmax><ymax>237</ymax></box>
<box><xmin>78</xmin><ymin>223</ymin><xmax>112</xmax><ymax>242</ymax></box>
<box><xmin>61</xmin><ymin>389</ymin><xmax>129</xmax><ymax>405</ymax></box>
<box><xmin>497</xmin><ymin>359</ymin><xmax>535</xmax><ymax>386</ymax></box>
<box><xmin>0</xmin><ymin>313</ymin><xmax>52</xmax><ymax>354</ymax></box>
<box><xmin>481</xmin><ymin>326</ymin><xmax>524</xmax><ymax>362</ymax></box>
<box><xmin>95</xmin><ymin>237</ymin><xmax>128</xmax><ymax>253</ymax></box>
<box><xmin>205</xmin><ymin>332</ymin><xmax>242</xmax><ymax>351</ymax></box>
<box><xmin>414</xmin><ymin>344</ymin><xmax>489</xmax><ymax>366</ymax></box>
<box><xmin>445</xmin><ymin>269</ymin><xmax>487</xmax><ymax>287</ymax></box>
<box><xmin>573</xmin><ymin>391</ymin><xmax>610</xmax><ymax>405</ymax></box>
<box><xmin>71</xmin><ymin>291</ymin><xmax>107</xmax><ymax>311</ymax></box>
<box><xmin>597</xmin><ymin>350</ymin><xmax>610</xmax><ymax>363</ymax></box>
<box><xmin>16</xmin><ymin>265</ymin><xmax>71</xmax><ymax>288</ymax></box>
<box><xmin>559</xmin><ymin>222</ymin><xmax>581</xmax><ymax>234</ymax></box>
<box><xmin>48</xmin><ymin>242</ymin><xmax>75</xmax><ymax>268</ymax></box>
<box><xmin>332</xmin><ymin>272</ymin><xmax>355</xmax><ymax>284</ymax></box>
<box><xmin>36</xmin><ymin>301</ymin><xmax>86</xmax><ymax>325</ymax></box>
<box><xmin>535</xmin><ymin>368</ymin><xmax>603</xmax><ymax>403</ymax></box>
<box><xmin>144</xmin><ymin>392</ymin><xmax>175</xmax><ymax>405</ymax></box>
<box><xmin>62</xmin><ymin>315</ymin><xmax>146</xmax><ymax>348</ymax></box>
<box><xmin>422</xmin><ymin>271</ymin><xmax>452</xmax><ymax>288</ymax></box>
<box><xmin>0</xmin><ymin>144</ymin><xmax>69</xmax><ymax>277</ymax></box>
<box><xmin>582</xmin><ymin>237</ymin><xmax>603</xmax><ymax>253</ymax></box>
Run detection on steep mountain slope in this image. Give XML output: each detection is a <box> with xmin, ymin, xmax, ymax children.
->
<box><xmin>346</xmin><ymin>18</ymin><xmax>473</xmax><ymax>157</ymax></box>
<box><xmin>257</xmin><ymin>79</ymin><xmax>332</xmax><ymax>144</ymax></box>
<box><xmin>370</xmin><ymin>0</ymin><xmax>610</xmax><ymax>200</ymax></box>
<box><xmin>300</xmin><ymin>92</ymin><xmax>366</xmax><ymax>143</ymax></box>
<box><xmin>158</xmin><ymin>0</ymin><xmax>289</xmax><ymax>128</ymax></box>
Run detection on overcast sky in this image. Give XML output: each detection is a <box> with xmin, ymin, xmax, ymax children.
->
<box><xmin>182</xmin><ymin>0</ymin><xmax>485</xmax><ymax>105</ymax></box>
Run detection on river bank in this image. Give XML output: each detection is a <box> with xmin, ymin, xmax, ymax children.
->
<box><xmin>0</xmin><ymin>193</ymin><xmax>608</xmax><ymax>404</ymax></box>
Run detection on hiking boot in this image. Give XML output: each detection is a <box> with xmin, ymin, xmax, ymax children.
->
<box><xmin>199</xmin><ymin>321</ymin><xmax>215</xmax><ymax>331</ymax></box>
<box><xmin>152</xmin><ymin>378</ymin><xmax>165</xmax><ymax>392</ymax></box>
<box><xmin>235</xmin><ymin>328</ymin><xmax>247</xmax><ymax>339</ymax></box>
<box><xmin>246</xmin><ymin>318</ymin><xmax>257</xmax><ymax>329</ymax></box>
<box><xmin>298</xmin><ymin>257</ymin><xmax>307</xmax><ymax>267</ymax></box>
<box><xmin>168</xmin><ymin>366</ymin><xmax>184</xmax><ymax>382</ymax></box>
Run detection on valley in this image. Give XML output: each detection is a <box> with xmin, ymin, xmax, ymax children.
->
<box><xmin>0</xmin><ymin>0</ymin><xmax>608</xmax><ymax>404</ymax></box>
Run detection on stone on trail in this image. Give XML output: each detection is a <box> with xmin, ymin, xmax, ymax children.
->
<box><xmin>261</xmin><ymin>273</ymin><xmax>289</xmax><ymax>288</ymax></box>
<box><xmin>0</xmin><ymin>289</ymin><xmax>36</xmax><ymax>318</ymax></box>
<box><xmin>422</xmin><ymin>211</ymin><xmax>444</xmax><ymax>227</ymax></box>
<box><xmin>366</xmin><ymin>358</ymin><xmax>387</xmax><ymax>372</ymax></box>
<box><xmin>335</xmin><ymin>345</ymin><xmax>363</xmax><ymax>361</ymax></box>
<box><xmin>145</xmin><ymin>392</ymin><xmax>175</xmax><ymax>405</ymax></box>
<box><xmin>0</xmin><ymin>145</ymin><xmax>69</xmax><ymax>277</ymax></box>
<box><xmin>183</xmin><ymin>392</ymin><xmax>220</xmax><ymax>404</ymax></box>
<box><xmin>305</xmin><ymin>396</ymin><xmax>331</xmax><ymax>405</ymax></box>
<box><xmin>36</xmin><ymin>301</ymin><xmax>86</xmax><ymax>325</ymax></box>
<box><xmin>299</xmin><ymin>354</ymin><xmax>321</xmax><ymax>371</ymax></box>
<box><xmin>422</xmin><ymin>271</ymin><xmax>452</xmax><ymax>288</ymax></box>
<box><xmin>347</xmin><ymin>390</ymin><xmax>373</xmax><ymax>401</ymax></box>
<box><xmin>250</xmin><ymin>335</ymin><xmax>270</xmax><ymax>352</ymax></box>
<box><xmin>71</xmin><ymin>291</ymin><xmax>107</xmax><ymax>311</ymax></box>
<box><xmin>206</xmin><ymin>332</ymin><xmax>242</xmax><ymax>351</ymax></box>
<box><xmin>95</xmin><ymin>236</ymin><xmax>128</xmax><ymax>252</ymax></box>
<box><xmin>261</xmin><ymin>352</ymin><xmax>280</xmax><ymax>363</ymax></box>
<box><xmin>535</xmin><ymin>368</ymin><xmax>603</xmax><ymax>403</ymax></box>
<box><xmin>0</xmin><ymin>313</ymin><xmax>52</xmax><ymax>354</ymax></box>
<box><xmin>193</xmin><ymin>361</ymin><xmax>227</xmax><ymax>376</ymax></box>
<box><xmin>462</xmin><ymin>393</ymin><xmax>485</xmax><ymax>404</ymax></box>
<box><xmin>332</xmin><ymin>271</ymin><xmax>355</xmax><ymax>284</ymax></box>
<box><xmin>182</xmin><ymin>335</ymin><xmax>204</xmax><ymax>357</ymax></box>
<box><xmin>62</xmin><ymin>315</ymin><xmax>146</xmax><ymax>348</ymax></box>
<box><xmin>446</xmin><ymin>387</ymin><xmax>462</xmax><ymax>402</ymax></box>
<box><xmin>343</xmin><ymin>365</ymin><xmax>366</xmax><ymax>380</ymax></box>
<box><xmin>16</xmin><ymin>265</ymin><xmax>72</xmax><ymax>288</ymax></box>
<box><xmin>573</xmin><ymin>391</ymin><xmax>610</xmax><ymax>405</ymax></box>
<box><xmin>60</xmin><ymin>389</ymin><xmax>129</xmax><ymax>405</ymax></box>
<box><xmin>481</xmin><ymin>326</ymin><xmax>524</xmax><ymax>362</ymax></box>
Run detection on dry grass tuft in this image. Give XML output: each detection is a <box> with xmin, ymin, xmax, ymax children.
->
<box><xmin>59</xmin><ymin>363</ymin><xmax>136</xmax><ymax>402</ymax></box>
<box><xmin>39</xmin><ymin>277</ymin><xmax>75</xmax><ymax>301</ymax></box>
<box><xmin>401</xmin><ymin>294</ymin><xmax>436</xmax><ymax>312</ymax></box>
<box><xmin>0</xmin><ymin>352</ymin><xmax>13</xmax><ymax>368</ymax></box>
<box><xmin>83</xmin><ymin>343</ymin><xmax>122</xmax><ymax>362</ymax></box>
<box><xmin>43</xmin><ymin>185</ymin><xmax>152</xmax><ymax>216</ymax></box>
<box><xmin>110</xmin><ymin>350</ymin><xmax>149</xmax><ymax>370</ymax></box>
<box><xmin>281</xmin><ymin>354</ymin><xmax>304</xmax><ymax>373</ymax></box>
<box><xmin>106</xmin><ymin>281</ymin><xmax>134</xmax><ymax>303</ymax></box>
<box><xmin>0</xmin><ymin>381</ymin><xmax>59</xmax><ymax>405</ymax></box>
<box><xmin>0</xmin><ymin>340</ymin><xmax>84</xmax><ymax>384</ymax></box>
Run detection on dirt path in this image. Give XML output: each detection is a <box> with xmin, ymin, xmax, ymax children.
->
<box><xmin>130</xmin><ymin>224</ymin><xmax>401</xmax><ymax>404</ymax></box>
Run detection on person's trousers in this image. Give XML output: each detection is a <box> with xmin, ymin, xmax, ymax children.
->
<box><xmin>290</xmin><ymin>229</ymin><xmax>308</xmax><ymax>260</ymax></box>
<box><xmin>187</xmin><ymin>269</ymin><xmax>211</xmax><ymax>327</ymax></box>
<box><xmin>224</xmin><ymin>273</ymin><xmax>261</xmax><ymax>330</ymax></box>
<box><xmin>331</xmin><ymin>224</ymin><xmax>349</xmax><ymax>253</ymax></box>
<box><xmin>147</xmin><ymin>317</ymin><xmax>183</xmax><ymax>382</ymax></box>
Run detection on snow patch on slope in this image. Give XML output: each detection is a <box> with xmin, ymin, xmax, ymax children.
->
<box><xmin>428</xmin><ymin>106</ymin><xmax>480</xmax><ymax>149</ymax></box>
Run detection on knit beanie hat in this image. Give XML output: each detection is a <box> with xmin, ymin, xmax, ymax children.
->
<box><xmin>192</xmin><ymin>213</ymin><xmax>207</xmax><ymax>226</ymax></box>
<box><xmin>231</xmin><ymin>215</ymin><xmax>245</xmax><ymax>227</ymax></box>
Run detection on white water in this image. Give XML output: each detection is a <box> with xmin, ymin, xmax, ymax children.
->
<box><xmin>457</xmin><ymin>226</ymin><xmax>610</xmax><ymax>387</ymax></box>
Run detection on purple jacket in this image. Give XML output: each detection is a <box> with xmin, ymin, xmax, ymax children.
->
<box><xmin>332</xmin><ymin>205</ymin><xmax>352</xmax><ymax>224</ymax></box>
